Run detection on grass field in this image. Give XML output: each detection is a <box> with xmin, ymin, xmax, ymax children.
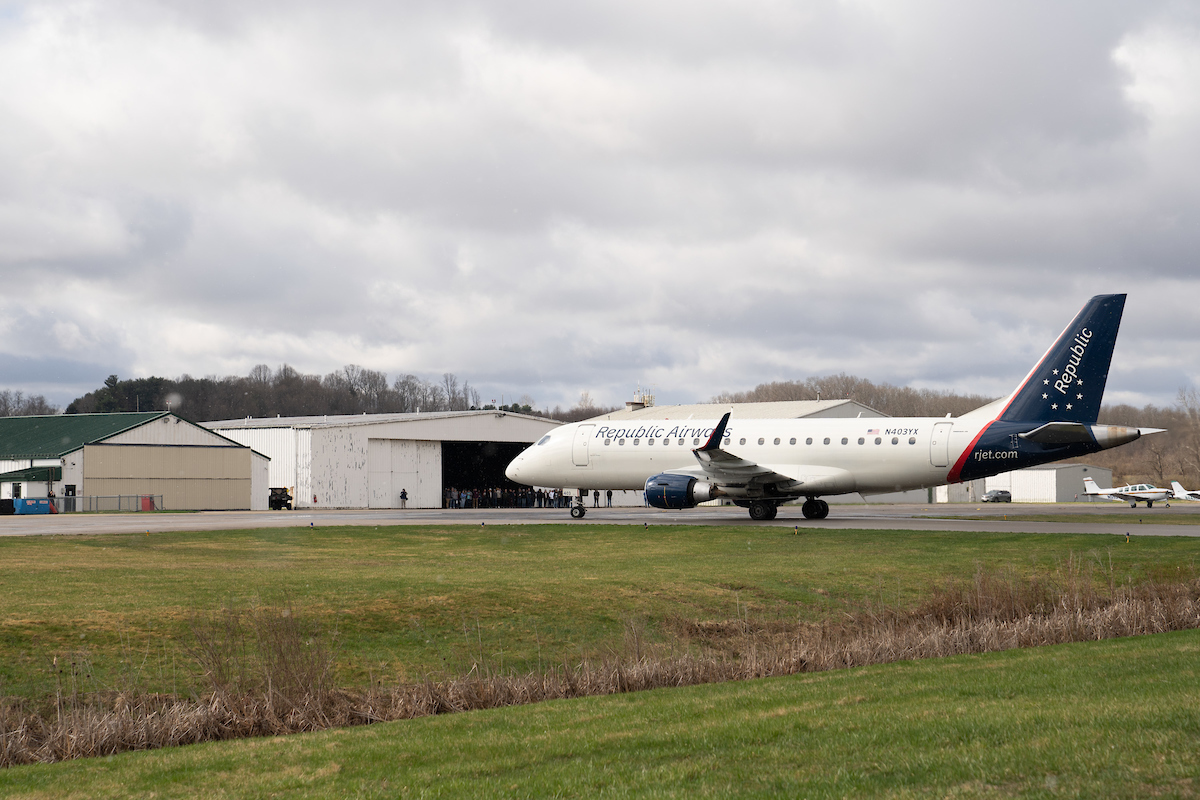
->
<box><xmin>2</xmin><ymin>628</ymin><xmax>1198</xmax><ymax>798</ymax></box>
<box><xmin>2</xmin><ymin>524</ymin><xmax>1199</xmax><ymax>701</ymax></box>
<box><xmin>929</xmin><ymin>512</ymin><xmax>1200</xmax><ymax>525</ymax></box>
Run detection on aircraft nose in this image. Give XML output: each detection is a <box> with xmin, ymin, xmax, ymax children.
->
<box><xmin>505</xmin><ymin>457</ymin><xmax>521</xmax><ymax>482</ymax></box>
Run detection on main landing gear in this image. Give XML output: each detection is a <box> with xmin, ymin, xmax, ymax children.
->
<box><xmin>801</xmin><ymin>498</ymin><xmax>829</xmax><ymax>520</ymax></box>
<box><xmin>571</xmin><ymin>504</ymin><xmax>586</xmax><ymax>519</ymax></box>
<box><xmin>748</xmin><ymin>500</ymin><xmax>778</xmax><ymax>521</ymax></box>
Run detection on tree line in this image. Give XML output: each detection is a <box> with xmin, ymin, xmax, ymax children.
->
<box><xmin>62</xmin><ymin>365</ymin><xmax>534</xmax><ymax>421</ymax></box>
<box><xmin>0</xmin><ymin>390</ymin><xmax>58</xmax><ymax>417</ymax></box>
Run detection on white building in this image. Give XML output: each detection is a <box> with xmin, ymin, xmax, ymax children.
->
<box><xmin>204</xmin><ymin>411</ymin><xmax>560</xmax><ymax>509</ymax></box>
<box><xmin>936</xmin><ymin>463</ymin><xmax>1113</xmax><ymax>503</ymax></box>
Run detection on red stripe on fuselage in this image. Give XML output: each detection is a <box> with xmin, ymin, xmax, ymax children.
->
<box><xmin>946</xmin><ymin>421</ymin><xmax>995</xmax><ymax>484</ymax></box>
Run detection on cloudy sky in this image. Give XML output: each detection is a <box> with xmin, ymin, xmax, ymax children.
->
<box><xmin>1</xmin><ymin>0</ymin><xmax>1197</xmax><ymax>413</ymax></box>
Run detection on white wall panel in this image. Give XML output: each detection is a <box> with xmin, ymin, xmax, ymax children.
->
<box><xmin>368</xmin><ymin>439</ymin><xmax>441</xmax><ymax>508</ymax></box>
<box><xmin>312</xmin><ymin>427</ymin><xmax>368</xmax><ymax>508</ymax></box>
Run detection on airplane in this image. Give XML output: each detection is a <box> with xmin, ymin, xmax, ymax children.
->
<box><xmin>1171</xmin><ymin>481</ymin><xmax>1200</xmax><ymax>502</ymax></box>
<box><xmin>505</xmin><ymin>294</ymin><xmax>1163</xmax><ymax>521</ymax></box>
<box><xmin>1082</xmin><ymin>477</ymin><xmax>1172</xmax><ymax>508</ymax></box>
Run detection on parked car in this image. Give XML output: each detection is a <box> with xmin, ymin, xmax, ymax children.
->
<box><xmin>982</xmin><ymin>490</ymin><xmax>1012</xmax><ymax>503</ymax></box>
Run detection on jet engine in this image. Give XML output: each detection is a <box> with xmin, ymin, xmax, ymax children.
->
<box><xmin>644</xmin><ymin>473</ymin><xmax>721</xmax><ymax>510</ymax></box>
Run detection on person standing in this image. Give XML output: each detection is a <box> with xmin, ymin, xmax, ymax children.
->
<box><xmin>400</xmin><ymin>488</ymin><xmax>408</xmax><ymax>509</ymax></box>
<box><xmin>593</xmin><ymin>490</ymin><xmax>600</xmax><ymax>507</ymax></box>
<box><xmin>606</xmin><ymin>489</ymin><xmax>613</xmax><ymax>507</ymax></box>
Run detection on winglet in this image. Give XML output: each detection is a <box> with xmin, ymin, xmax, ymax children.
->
<box><xmin>697</xmin><ymin>411</ymin><xmax>731</xmax><ymax>452</ymax></box>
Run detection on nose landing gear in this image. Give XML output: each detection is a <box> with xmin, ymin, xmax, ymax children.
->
<box><xmin>570</xmin><ymin>504</ymin><xmax>586</xmax><ymax>519</ymax></box>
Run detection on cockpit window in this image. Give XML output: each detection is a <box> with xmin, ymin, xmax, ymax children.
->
<box><xmin>537</xmin><ymin>435</ymin><xmax>551</xmax><ymax>446</ymax></box>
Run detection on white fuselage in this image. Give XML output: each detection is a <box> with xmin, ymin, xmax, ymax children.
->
<box><xmin>506</xmin><ymin>415</ymin><xmax>989</xmax><ymax>496</ymax></box>
<box><xmin>1089</xmin><ymin>484</ymin><xmax>1173</xmax><ymax>504</ymax></box>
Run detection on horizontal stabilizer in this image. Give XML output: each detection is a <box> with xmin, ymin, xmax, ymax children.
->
<box><xmin>1018</xmin><ymin>421</ymin><xmax>1093</xmax><ymax>444</ymax></box>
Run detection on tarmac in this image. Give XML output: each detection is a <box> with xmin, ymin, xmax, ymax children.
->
<box><xmin>3</xmin><ymin>502</ymin><xmax>1200</xmax><ymax>538</ymax></box>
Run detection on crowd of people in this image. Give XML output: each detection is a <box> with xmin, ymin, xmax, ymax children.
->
<box><xmin>442</xmin><ymin>486</ymin><xmax>601</xmax><ymax>508</ymax></box>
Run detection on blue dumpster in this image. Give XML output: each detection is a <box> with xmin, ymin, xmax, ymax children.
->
<box><xmin>13</xmin><ymin>498</ymin><xmax>54</xmax><ymax>514</ymax></box>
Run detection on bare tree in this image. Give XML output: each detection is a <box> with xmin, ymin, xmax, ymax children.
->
<box><xmin>0</xmin><ymin>390</ymin><xmax>60</xmax><ymax>416</ymax></box>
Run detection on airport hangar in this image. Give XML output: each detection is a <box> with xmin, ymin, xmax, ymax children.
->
<box><xmin>203</xmin><ymin>411</ymin><xmax>562</xmax><ymax>509</ymax></box>
<box><xmin>0</xmin><ymin>412</ymin><xmax>270</xmax><ymax>510</ymax></box>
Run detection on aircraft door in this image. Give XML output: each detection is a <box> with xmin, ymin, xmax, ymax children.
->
<box><xmin>930</xmin><ymin>421</ymin><xmax>953</xmax><ymax>468</ymax></box>
<box><xmin>572</xmin><ymin>425</ymin><xmax>595</xmax><ymax>467</ymax></box>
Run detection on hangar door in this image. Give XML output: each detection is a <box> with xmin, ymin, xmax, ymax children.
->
<box><xmin>368</xmin><ymin>439</ymin><xmax>441</xmax><ymax>508</ymax></box>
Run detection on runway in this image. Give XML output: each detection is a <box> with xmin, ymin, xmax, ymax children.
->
<box><xmin>3</xmin><ymin>503</ymin><xmax>1200</xmax><ymax>538</ymax></box>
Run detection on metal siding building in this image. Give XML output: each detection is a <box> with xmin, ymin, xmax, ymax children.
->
<box><xmin>0</xmin><ymin>413</ymin><xmax>269</xmax><ymax>510</ymax></box>
<box><xmin>937</xmin><ymin>463</ymin><xmax>1113</xmax><ymax>503</ymax></box>
<box><xmin>206</xmin><ymin>411</ymin><xmax>561</xmax><ymax>509</ymax></box>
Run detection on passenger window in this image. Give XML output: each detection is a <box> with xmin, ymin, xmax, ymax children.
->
<box><xmin>875</xmin><ymin>437</ymin><xmax>882</xmax><ymax>445</ymax></box>
<box><xmin>857</xmin><ymin>437</ymin><xmax>864</xmax><ymax>445</ymax></box>
<box><xmin>908</xmin><ymin>437</ymin><xmax>916</xmax><ymax>444</ymax></box>
<box><xmin>758</xmin><ymin>438</ymin><xmax>764</xmax><ymax>445</ymax></box>
<box><xmin>693</xmin><ymin>438</ymin><xmax>701</xmax><ymax>446</ymax></box>
<box><xmin>633</xmin><ymin>439</ymin><xmax>640</xmax><ymax>445</ymax></box>
<box><xmin>892</xmin><ymin>437</ymin><xmax>899</xmax><ymax>445</ymax></box>
<box><xmin>739</xmin><ymin>438</ymin><xmax>746</xmax><ymax>445</ymax></box>
<box><xmin>823</xmin><ymin>438</ymin><xmax>830</xmax><ymax>445</ymax></box>
<box><xmin>806</xmin><ymin>438</ymin><xmax>813</xmax><ymax>445</ymax></box>
<box><xmin>789</xmin><ymin>438</ymin><xmax>796</xmax><ymax>445</ymax></box>
<box><xmin>773</xmin><ymin>438</ymin><xmax>780</xmax><ymax>445</ymax></box>
<box><xmin>723</xmin><ymin>438</ymin><xmax>731</xmax><ymax>446</ymax></box>
<box><xmin>841</xmin><ymin>437</ymin><xmax>848</xmax><ymax>445</ymax></box>
<box><xmin>604</xmin><ymin>439</ymin><xmax>611</xmax><ymax>446</ymax></box>
<box><xmin>647</xmin><ymin>439</ymin><xmax>654</xmax><ymax>446</ymax></box>
<box><xmin>618</xmin><ymin>439</ymin><xmax>625</xmax><ymax>445</ymax></box>
<box><xmin>679</xmin><ymin>439</ymin><xmax>685</xmax><ymax>446</ymax></box>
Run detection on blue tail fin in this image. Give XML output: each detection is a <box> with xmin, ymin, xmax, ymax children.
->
<box><xmin>998</xmin><ymin>294</ymin><xmax>1125</xmax><ymax>424</ymax></box>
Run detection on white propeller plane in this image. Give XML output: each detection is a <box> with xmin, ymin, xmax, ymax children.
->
<box><xmin>1171</xmin><ymin>481</ymin><xmax>1200</xmax><ymax>502</ymax></box>
<box><xmin>1082</xmin><ymin>477</ymin><xmax>1172</xmax><ymax>508</ymax></box>
<box><xmin>506</xmin><ymin>294</ymin><xmax>1163</xmax><ymax>521</ymax></box>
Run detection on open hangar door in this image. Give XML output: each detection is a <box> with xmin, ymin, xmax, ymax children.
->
<box><xmin>441</xmin><ymin>441</ymin><xmax>529</xmax><ymax>502</ymax></box>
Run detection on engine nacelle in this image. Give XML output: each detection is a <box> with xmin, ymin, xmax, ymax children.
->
<box><xmin>644</xmin><ymin>473</ymin><xmax>721</xmax><ymax>510</ymax></box>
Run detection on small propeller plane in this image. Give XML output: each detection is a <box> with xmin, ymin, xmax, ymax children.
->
<box><xmin>1082</xmin><ymin>477</ymin><xmax>1172</xmax><ymax>508</ymax></box>
<box><xmin>1171</xmin><ymin>481</ymin><xmax>1200</xmax><ymax>502</ymax></box>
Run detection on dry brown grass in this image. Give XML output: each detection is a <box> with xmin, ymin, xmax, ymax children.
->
<box><xmin>4</xmin><ymin>564</ymin><xmax>1200</xmax><ymax>767</ymax></box>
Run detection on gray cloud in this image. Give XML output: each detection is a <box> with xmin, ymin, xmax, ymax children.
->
<box><xmin>0</xmin><ymin>0</ymin><xmax>1197</xmax><ymax>413</ymax></box>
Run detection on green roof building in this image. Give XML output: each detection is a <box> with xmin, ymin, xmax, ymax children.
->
<box><xmin>0</xmin><ymin>413</ymin><xmax>269</xmax><ymax>511</ymax></box>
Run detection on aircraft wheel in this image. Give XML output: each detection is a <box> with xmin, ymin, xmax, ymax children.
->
<box><xmin>801</xmin><ymin>499</ymin><xmax>820</xmax><ymax>520</ymax></box>
<box><xmin>764</xmin><ymin>503</ymin><xmax>778</xmax><ymax>520</ymax></box>
<box><xmin>1130</xmin><ymin>502</ymin><xmax>1137</xmax><ymax>508</ymax></box>
<box><xmin>571</xmin><ymin>505</ymin><xmax>586</xmax><ymax>519</ymax></box>
<box><xmin>1147</xmin><ymin>501</ymin><xmax>1154</xmax><ymax>509</ymax></box>
<box><xmin>814</xmin><ymin>499</ymin><xmax>830</xmax><ymax>520</ymax></box>
<box><xmin>748</xmin><ymin>500</ymin><xmax>773</xmax><ymax>521</ymax></box>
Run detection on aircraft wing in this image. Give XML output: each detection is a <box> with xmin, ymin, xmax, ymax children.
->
<box><xmin>684</xmin><ymin>411</ymin><xmax>854</xmax><ymax>495</ymax></box>
<box><xmin>691</xmin><ymin>447</ymin><xmax>804</xmax><ymax>491</ymax></box>
<box><xmin>686</xmin><ymin>412</ymin><xmax>800</xmax><ymax>491</ymax></box>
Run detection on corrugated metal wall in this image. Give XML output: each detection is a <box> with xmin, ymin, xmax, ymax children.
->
<box><xmin>368</xmin><ymin>438</ymin><xmax>441</xmax><ymax>508</ymax></box>
<box><xmin>83</xmin><ymin>444</ymin><xmax>251</xmax><ymax>510</ymax></box>
<box><xmin>213</xmin><ymin>426</ymin><xmax>313</xmax><ymax>506</ymax></box>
